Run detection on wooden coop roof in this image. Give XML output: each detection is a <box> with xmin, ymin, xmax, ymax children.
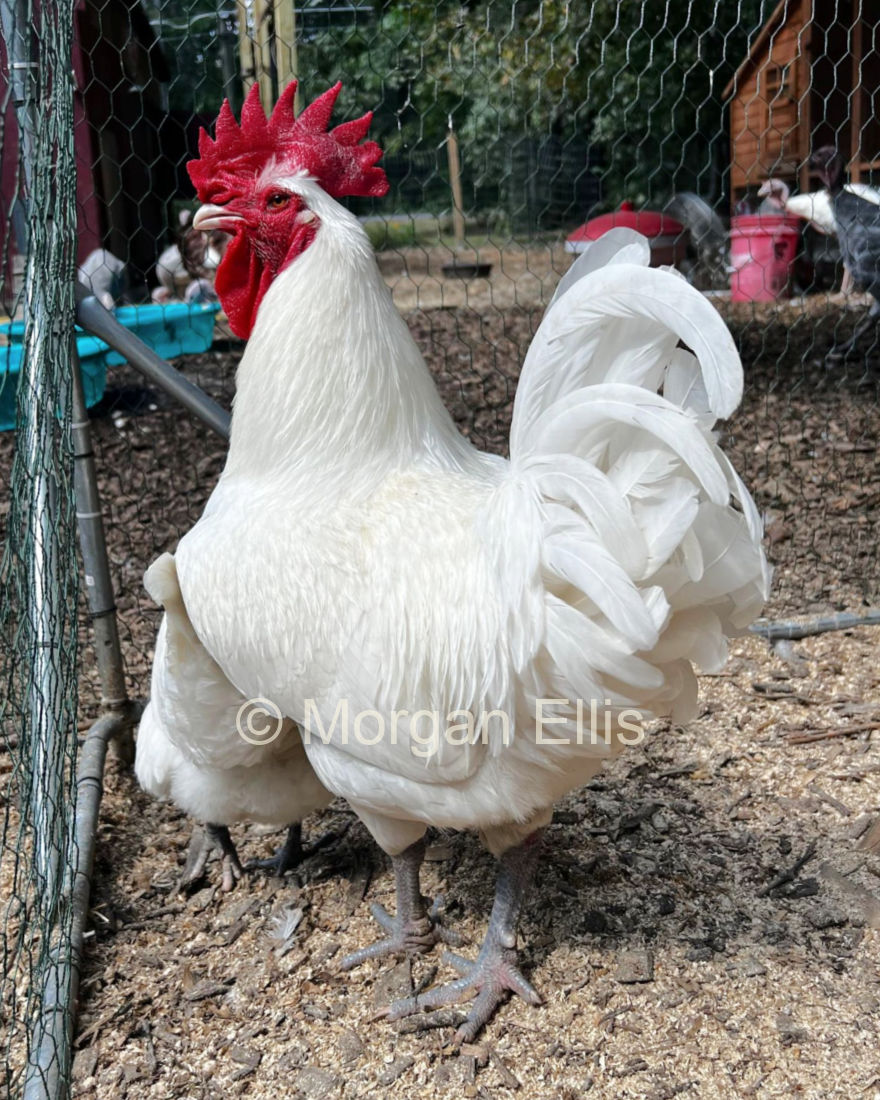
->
<box><xmin>723</xmin><ymin>0</ymin><xmax>800</xmax><ymax>100</ymax></box>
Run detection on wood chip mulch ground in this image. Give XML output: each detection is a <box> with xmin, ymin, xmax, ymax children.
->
<box><xmin>3</xmin><ymin>246</ymin><xmax>880</xmax><ymax>1098</ymax></box>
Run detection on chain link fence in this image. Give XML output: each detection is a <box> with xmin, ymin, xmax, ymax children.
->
<box><xmin>1</xmin><ymin>0</ymin><xmax>879</xmax><ymax>1095</ymax></box>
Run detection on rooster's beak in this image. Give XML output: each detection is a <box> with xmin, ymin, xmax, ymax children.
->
<box><xmin>193</xmin><ymin>204</ymin><xmax>245</xmax><ymax>233</ymax></box>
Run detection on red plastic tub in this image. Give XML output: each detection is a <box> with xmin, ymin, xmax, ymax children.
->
<box><xmin>729</xmin><ymin>214</ymin><xmax>801</xmax><ymax>301</ymax></box>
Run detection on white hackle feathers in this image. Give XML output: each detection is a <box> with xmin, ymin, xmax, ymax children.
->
<box><xmin>783</xmin><ymin>182</ymin><xmax>880</xmax><ymax>235</ymax></box>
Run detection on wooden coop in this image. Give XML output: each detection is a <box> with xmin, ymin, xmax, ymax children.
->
<box><xmin>726</xmin><ymin>0</ymin><xmax>880</xmax><ymax>208</ymax></box>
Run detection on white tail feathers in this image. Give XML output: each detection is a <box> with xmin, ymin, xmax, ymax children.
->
<box><xmin>549</xmin><ymin>228</ymin><xmax>651</xmax><ymax>307</ymax></box>
<box><xmin>508</xmin><ymin>230</ymin><xmax>768</xmax><ymax>729</ymax></box>
<box><xmin>511</xmin><ymin>228</ymin><xmax>742</xmax><ymax>462</ymax></box>
<box><xmin>144</xmin><ymin>552</ymin><xmax>206</xmax><ymax>659</ymax></box>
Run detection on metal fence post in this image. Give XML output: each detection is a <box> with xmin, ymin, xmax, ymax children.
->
<box><xmin>70</xmin><ymin>348</ymin><xmax>138</xmax><ymax>762</ymax></box>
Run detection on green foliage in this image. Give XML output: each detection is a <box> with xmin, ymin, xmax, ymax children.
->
<box><xmin>147</xmin><ymin>0</ymin><xmax>773</xmax><ymax>222</ymax></box>
<box><xmin>298</xmin><ymin>0</ymin><xmax>771</xmax><ymax>220</ymax></box>
<box><xmin>362</xmin><ymin>215</ymin><xmax>442</xmax><ymax>250</ymax></box>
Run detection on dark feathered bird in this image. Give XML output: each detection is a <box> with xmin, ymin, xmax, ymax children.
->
<box><xmin>662</xmin><ymin>192</ymin><xmax>728</xmax><ymax>289</ymax></box>
<box><xmin>809</xmin><ymin>146</ymin><xmax>880</xmax><ymax>359</ymax></box>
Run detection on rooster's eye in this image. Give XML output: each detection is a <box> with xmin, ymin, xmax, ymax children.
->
<box><xmin>266</xmin><ymin>193</ymin><xmax>290</xmax><ymax>210</ymax></box>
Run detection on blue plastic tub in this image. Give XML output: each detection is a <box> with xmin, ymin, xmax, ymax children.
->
<box><xmin>0</xmin><ymin>334</ymin><xmax>109</xmax><ymax>431</ymax></box>
<box><xmin>0</xmin><ymin>301</ymin><xmax>218</xmax><ymax>430</ymax></box>
<box><xmin>104</xmin><ymin>302</ymin><xmax>220</xmax><ymax>365</ymax></box>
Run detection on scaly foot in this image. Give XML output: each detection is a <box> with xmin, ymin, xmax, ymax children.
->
<box><xmin>246</xmin><ymin>822</ymin><xmax>306</xmax><ymax>876</ymax></box>
<box><xmin>386</xmin><ymin>939</ymin><xmax>541</xmax><ymax>1044</ymax></box>
<box><xmin>246</xmin><ymin>821</ymin><xmax>343</xmax><ymax>877</ymax></box>
<box><xmin>339</xmin><ymin>838</ymin><xmax>462</xmax><ymax>970</ymax></box>
<box><xmin>340</xmin><ymin>895</ymin><xmax>461</xmax><ymax>969</ymax></box>
<box><xmin>379</xmin><ymin>829</ymin><xmax>544</xmax><ymax>1042</ymax></box>
<box><xmin>179</xmin><ymin>823</ymin><xmax>244</xmax><ymax>892</ymax></box>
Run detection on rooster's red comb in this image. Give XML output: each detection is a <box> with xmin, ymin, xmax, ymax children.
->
<box><xmin>187</xmin><ymin>81</ymin><xmax>389</xmax><ymax>202</ymax></box>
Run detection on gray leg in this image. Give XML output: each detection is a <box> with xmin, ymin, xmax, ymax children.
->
<box><xmin>246</xmin><ymin>823</ymin><xmax>305</xmax><ymax>876</ymax></box>
<box><xmin>340</xmin><ymin>837</ymin><xmax>462</xmax><ymax>969</ymax></box>
<box><xmin>385</xmin><ymin>830</ymin><xmax>543</xmax><ymax>1043</ymax></box>
<box><xmin>246</xmin><ymin>821</ymin><xmax>341</xmax><ymax>876</ymax></box>
<box><xmin>180</xmin><ymin>823</ymin><xmax>244</xmax><ymax>892</ymax></box>
<box><xmin>829</xmin><ymin>298</ymin><xmax>880</xmax><ymax>361</ymax></box>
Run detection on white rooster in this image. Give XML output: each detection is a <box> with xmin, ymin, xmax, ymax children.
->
<box><xmin>136</xmin><ymin>553</ymin><xmax>332</xmax><ymax>889</ymax></box>
<box><xmin>167</xmin><ymin>82</ymin><xmax>769</xmax><ymax>1041</ymax></box>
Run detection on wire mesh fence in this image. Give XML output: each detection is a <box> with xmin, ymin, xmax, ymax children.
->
<box><xmin>1</xmin><ymin>0</ymin><xmax>879</xmax><ymax>1095</ymax></box>
<box><xmin>1</xmin><ymin>0</ymin><xmax>82</xmax><ymax>1093</ymax></box>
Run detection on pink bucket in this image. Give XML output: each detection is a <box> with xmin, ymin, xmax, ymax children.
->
<box><xmin>729</xmin><ymin>214</ymin><xmax>801</xmax><ymax>302</ymax></box>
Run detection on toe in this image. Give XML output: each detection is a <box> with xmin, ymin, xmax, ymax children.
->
<box><xmin>386</xmin><ymin>947</ymin><xmax>542</xmax><ymax>1038</ymax></box>
<box><xmin>369</xmin><ymin>903</ymin><xmax>396</xmax><ymax>932</ymax></box>
<box><xmin>339</xmin><ymin>937</ymin><xmax>398</xmax><ymax>970</ymax></box>
<box><xmin>434</xmin><ymin>924</ymin><xmax>465</xmax><ymax>947</ymax></box>
<box><xmin>244</xmin><ymin>856</ymin><xmax>280</xmax><ymax>874</ymax></box>
<box><xmin>454</xmin><ymin>986</ymin><xmax>506</xmax><ymax>1045</ymax></box>
<box><xmin>442</xmin><ymin>950</ymin><xmax>474</xmax><ymax>976</ymax></box>
<box><xmin>221</xmin><ymin>855</ymin><xmax>243</xmax><ymax>892</ymax></box>
<box><xmin>178</xmin><ymin>858</ymin><xmax>208</xmax><ymax>892</ymax></box>
<box><xmin>501</xmin><ymin>960</ymin><xmax>542</xmax><ymax>1006</ymax></box>
<box><xmin>386</xmin><ymin>976</ymin><xmax>476</xmax><ymax>1020</ymax></box>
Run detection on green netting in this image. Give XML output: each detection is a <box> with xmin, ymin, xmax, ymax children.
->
<box><xmin>1</xmin><ymin>0</ymin><xmax>81</xmax><ymax>1096</ymax></box>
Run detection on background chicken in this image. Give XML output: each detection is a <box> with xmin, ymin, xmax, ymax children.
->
<box><xmin>171</xmin><ymin>82</ymin><xmax>769</xmax><ymax>1042</ymax></box>
<box><xmin>661</xmin><ymin>192</ymin><xmax>728</xmax><ymax>289</ymax></box>
<box><xmin>152</xmin><ymin>210</ymin><xmax>226</xmax><ymax>304</ymax></box>
<box><xmin>756</xmin><ymin>177</ymin><xmax>791</xmax><ymax>215</ymax></box>
<box><xmin>759</xmin><ymin>175</ymin><xmax>880</xmax><ymax>298</ymax></box>
<box><xmin>808</xmin><ymin>147</ymin><xmax>880</xmax><ymax>360</ymax></box>
<box><xmin>136</xmin><ymin>552</ymin><xmax>332</xmax><ymax>890</ymax></box>
<box><xmin>77</xmin><ymin>247</ymin><xmax>127</xmax><ymax>310</ymax></box>
<box><xmin>767</xmin><ymin>176</ymin><xmax>880</xmax><ymax>236</ymax></box>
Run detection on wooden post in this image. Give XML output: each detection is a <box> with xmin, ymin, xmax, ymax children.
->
<box><xmin>274</xmin><ymin>1</ymin><xmax>301</xmax><ymax>113</ymax></box>
<box><xmin>236</xmin><ymin>0</ymin><xmax>255</xmax><ymax>97</ymax></box>
<box><xmin>850</xmin><ymin>0</ymin><xmax>863</xmax><ymax>181</ymax></box>
<box><xmin>796</xmin><ymin>0</ymin><xmax>812</xmax><ymax>196</ymax></box>
<box><xmin>253</xmin><ymin>0</ymin><xmax>275</xmax><ymax>109</ymax></box>
<box><xmin>446</xmin><ymin>122</ymin><xmax>466</xmax><ymax>251</ymax></box>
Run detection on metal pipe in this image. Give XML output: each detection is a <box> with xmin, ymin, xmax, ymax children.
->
<box><xmin>75</xmin><ymin>284</ymin><xmax>231</xmax><ymax>440</ymax></box>
<box><xmin>22</xmin><ymin>711</ymin><xmax>137</xmax><ymax>1100</ymax></box>
<box><xmin>70</xmin><ymin>350</ymin><xmax>136</xmax><ymax>762</ymax></box>
<box><xmin>0</xmin><ymin>0</ymin><xmax>38</xmax><ymax>177</ymax></box>
<box><xmin>750</xmin><ymin>610</ymin><xmax>880</xmax><ymax>642</ymax></box>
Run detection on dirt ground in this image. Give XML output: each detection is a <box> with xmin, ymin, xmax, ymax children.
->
<box><xmin>4</xmin><ymin>244</ymin><xmax>880</xmax><ymax>1098</ymax></box>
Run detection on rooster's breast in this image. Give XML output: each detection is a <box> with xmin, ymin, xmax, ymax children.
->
<box><xmin>173</xmin><ymin>466</ymin><xmax>507</xmax><ymax>736</ymax></box>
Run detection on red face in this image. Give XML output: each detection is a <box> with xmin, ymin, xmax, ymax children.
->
<box><xmin>193</xmin><ymin>184</ymin><xmax>319</xmax><ymax>339</ymax></box>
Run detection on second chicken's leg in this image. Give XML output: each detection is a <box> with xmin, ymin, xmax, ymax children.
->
<box><xmin>828</xmin><ymin>299</ymin><xmax>880</xmax><ymax>361</ymax></box>
<box><xmin>247</xmin><ymin>821</ymin><xmax>341</xmax><ymax>876</ymax></box>
<box><xmin>247</xmin><ymin>823</ymin><xmax>305</xmax><ymax>876</ymax></box>
<box><xmin>180</xmin><ymin>823</ymin><xmax>244</xmax><ymax>892</ymax></box>
<box><xmin>340</xmin><ymin>837</ymin><xmax>461</xmax><ymax>969</ymax></box>
<box><xmin>385</xmin><ymin>830</ymin><xmax>543</xmax><ymax>1043</ymax></box>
